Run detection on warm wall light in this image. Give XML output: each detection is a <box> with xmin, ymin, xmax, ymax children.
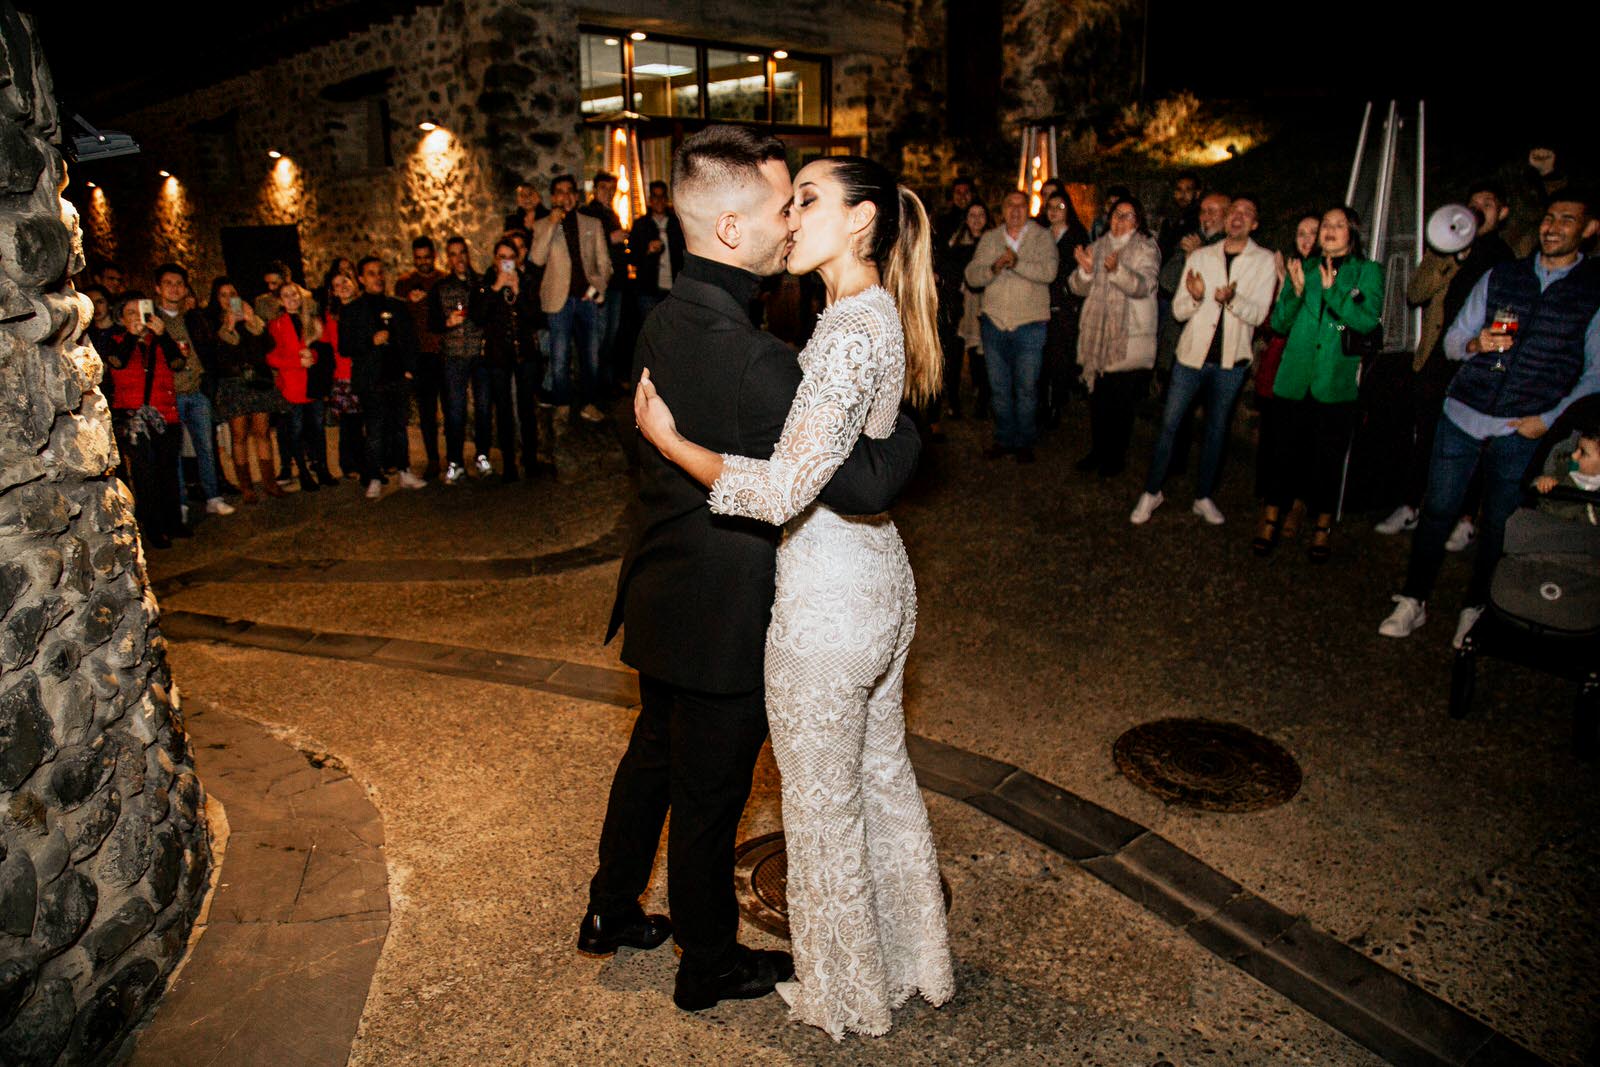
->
<box><xmin>745</xmin><ymin>54</ymin><xmax>761</xmax><ymax>62</ymax></box>
<box><xmin>604</xmin><ymin>37</ymin><xmax>619</xmax><ymax>46</ymax></box>
<box><xmin>85</xmin><ymin>181</ymin><xmax>96</xmax><ymax>188</ymax></box>
<box><xmin>267</xmin><ymin>149</ymin><xmax>282</xmax><ymax>159</ymax></box>
<box><xmin>772</xmin><ymin>50</ymin><xmax>788</xmax><ymax>59</ymax></box>
<box><xmin>629</xmin><ymin>31</ymin><xmax>647</xmax><ymax>40</ymax></box>
<box><xmin>158</xmin><ymin>170</ymin><xmax>171</xmax><ymax>178</ymax></box>
<box><xmin>418</xmin><ymin>121</ymin><xmax>438</xmax><ymax>132</ymax></box>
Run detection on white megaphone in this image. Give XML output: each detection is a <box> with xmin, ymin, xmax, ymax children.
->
<box><xmin>1426</xmin><ymin>204</ymin><xmax>1478</xmax><ymax>255</ymax></box>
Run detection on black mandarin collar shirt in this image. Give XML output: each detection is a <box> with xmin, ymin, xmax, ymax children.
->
<box><xmin>680</xmin><ymin>253</ymin><xmax>762</xmax><ymax>312</ymax></box>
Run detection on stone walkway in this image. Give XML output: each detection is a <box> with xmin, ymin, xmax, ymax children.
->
<box><xmin>128</xmin><ymin>702</ymin><xmax>387</xmax><ymax>1066</ymax></box>
<box><xmin>126</xmin><ymin>412</ymin><xmax>1597</xmax><ymax>1065</ymax></box>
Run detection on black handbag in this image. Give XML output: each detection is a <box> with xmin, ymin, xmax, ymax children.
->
<box><xmin>1340</xmin><ymin>323</ymin><xmax>1382</xmax><ymax>358</ymax></box>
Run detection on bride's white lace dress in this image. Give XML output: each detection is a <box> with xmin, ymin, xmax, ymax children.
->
<box><xmin>708</xmin><ymin>286</ymin><xmax>954</xmax><ymax>1039</ymax></box>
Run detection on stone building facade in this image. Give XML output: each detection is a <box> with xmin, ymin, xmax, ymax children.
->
<box><xmin>69</xmin><ymin>0</ymin><xmax>1143</xmax><ymax>290</ymax></box>
<box><xmin>0</xmin><ymin>6</ymin><xmax>211</xmax><ymax>1064</ymax></box>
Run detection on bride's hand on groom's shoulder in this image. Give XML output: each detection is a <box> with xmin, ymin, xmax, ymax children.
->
<box><xmin>634</xmin><ymin>369</ymin><xmax>679</xmax><ymax>453</ymax></box>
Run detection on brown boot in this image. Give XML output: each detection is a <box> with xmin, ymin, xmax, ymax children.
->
<box><xmin>236</xmin><ymin>459</ymin><xmax>259</xmax><ymax>504</ymax></box>
<box><xmin>1251</xmin><ymin>505</ymin><xmax>1282</xmax><ymax>557</ymax></box>
<box><xmin>259</xmin><ymin>449</ymin><xmax>287</xmax><ymax>498</ymax></box>
<box><xmin>1307</xmin><ymin>514</ymin><xmax>1335</xmax><ymax>563</ymax></box>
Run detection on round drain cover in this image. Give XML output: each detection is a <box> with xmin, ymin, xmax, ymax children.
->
<box><xmin>1113</xmin><ymin>718</ymin><xmax>1301</xmax><ymax>812</ymax></box>
<box><xmin>733</xmin><ymin>831</ymin><xmax>952</xmax><ymax>939</ymax></box>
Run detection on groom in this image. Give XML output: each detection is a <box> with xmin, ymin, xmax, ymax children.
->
<box><xmin>582</xmin><ymin>126</ymin><xmax>923</xmax><ymax>1010</ymax></box>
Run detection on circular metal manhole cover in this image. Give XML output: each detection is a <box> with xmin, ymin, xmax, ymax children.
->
<box><xmin>1113</xmin><ymin>718</ymin><xmax>1302</xmax><ymax>812</ymax></box>
<box><xmin>733</xmin><ymin>832</ymin><xmax>952</xmax><ymax>939</ymax></box>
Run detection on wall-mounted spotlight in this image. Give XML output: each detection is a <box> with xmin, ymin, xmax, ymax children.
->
<box><xmin>419</xmin><ymin>122</ymin><xmax>438</xmax><ymax>132</ymax></box>
<box><xmin>158</xmin><ymin>170</ymin><xmax>172</xmax><ymax>178</ymax></box>
<box><xmin>85</xmin><ymin>181</ymin><xmax>96</xmax><ymax>188</ymax></box>
<box><xmin>268</xmin><ymin>149</ymin><xmax>283</xmax><ymax>159</ymax></box>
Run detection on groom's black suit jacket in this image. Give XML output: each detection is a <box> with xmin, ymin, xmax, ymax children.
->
<box><xmin>607</xmin><ymin>254</ymin><xmax>921</xmax><ymax>694</ymax></box>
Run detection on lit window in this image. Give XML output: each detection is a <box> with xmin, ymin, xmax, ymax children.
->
<box><xmin>631</xmin><ymin>40</ymin><xmax>700</xmax><ymax>118</ymax></box>
<box><xmin>706</xmin><ymin>49</ymin><xmax>767</xmax><ymax>123</ymax></box>
<box><xmin>772</xmin><ymin>55</ymin><xmax>824</xmax><ymax>127</ymax></box>
<box><xmin>580</xmin><ymin>33</ymin><xmax>625</xmax><ymax>115</ymax></box>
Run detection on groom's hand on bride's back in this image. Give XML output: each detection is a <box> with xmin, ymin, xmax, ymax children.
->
<box><xmin>817</xmin><ymin>412</ymin><xmax>922</xmax><ymax>516</ymax></box>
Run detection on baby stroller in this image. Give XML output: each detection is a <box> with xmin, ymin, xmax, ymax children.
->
<box><xmin>1450</xmin><ymin>484</ymin><xmax>1600</xmax><ymax>758</ymax></box>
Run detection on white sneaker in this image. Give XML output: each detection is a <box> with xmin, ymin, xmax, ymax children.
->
<box><xmin>1378</xmin><ymin>595</ymin><xmax>1427</xmax><ymax>638</ymax></box>
<box><xmin>579</xmin><ymin>403</ymin><xmax>606</xmax><ymax>423</ymax></box>
<box><xmin>1452</xmin><ymin>605</ymin><xmax>1485</xmax><ymax>649</ymax></box>
<box><xmin>474</xmin><ymin>454</ymin><xmax>493</xmax><ymax>476</ymax></box>
<box><xmin>365</xmin><ymin>479</ymin><xmax>383</xmax><ymax>500</ymax></box>
<box><xmin>443</xmin><ymin>462</ymin><xmax>465</xmax><ymax>485</ymax></box>
<box><xmin>1445</xmin><ymin>517</ymin><xmax>1476</xmax><ymax>553</ymax></box>
<box><xmin>397</xmin><ymin>470</ymin><xmax>427</xmax><ymax>490</ymax></box>
<box><xmin>1191</xmin><ymin>498</ymin><xmax>1225</xmax><ymax>525</ymax></box>
<box><xmin>1374</xmin><ymin>505</ymin><xmax>1419</xmax><ymax>535</ymax></box>
<box><xmin>205</xmin><ymin>496</ymin><xmax>236</xmax><ymax>516</ymax></box>
<box><xmin>1129</xmin><ymin>491</ymin><xmax>1164</xmax><ymax>525</ymax></box>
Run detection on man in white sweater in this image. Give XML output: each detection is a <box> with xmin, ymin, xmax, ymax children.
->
<box><xmin>965</xmin><ymin>190</ymin><xmax>1060</xmax><ymax>463</ymax></box>
<box><xmin>1131</xmin><ymin>195</ymin><xmax>1277</xmax><ymax>525</ymax></box>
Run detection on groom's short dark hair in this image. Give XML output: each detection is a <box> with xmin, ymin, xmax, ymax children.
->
<box><xmin>671</xmin><ymin>126</ymin><xmax>787</xmax><ymax>206</ymax></box>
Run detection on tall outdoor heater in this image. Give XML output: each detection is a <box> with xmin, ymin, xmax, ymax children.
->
<box><xmin>592</xmin><ymin>109</ymin><xmax>648</xmax><ymax>228</ymax></box>
<box><xmin>1017</xmin><ymin>119</ymin><xmax>1059</xmax><ymax>215</ymax></box>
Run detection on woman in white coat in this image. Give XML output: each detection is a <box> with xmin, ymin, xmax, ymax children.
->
<box><xmin>1069</xmin><ymin>194</ymin><xmax>1161</xmax><ymax>477</ymax></box>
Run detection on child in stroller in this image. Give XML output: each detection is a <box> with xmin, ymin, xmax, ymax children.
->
<box><xmin>1450</xmin><ymin>422</ymin><xmax>1600</xmax><ymax>755</ymax></box>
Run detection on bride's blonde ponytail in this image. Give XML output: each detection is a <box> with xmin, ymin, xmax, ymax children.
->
<box><xmin>885</xmin><ymin>186</ymin><xmax>941</xmax><ymax>407</ymax></box>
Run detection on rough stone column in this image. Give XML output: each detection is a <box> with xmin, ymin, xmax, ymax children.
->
<box><xmin>0</xmin><ymin>6</ymin><xmax>210</xmax><ymax>1065</ymax></box>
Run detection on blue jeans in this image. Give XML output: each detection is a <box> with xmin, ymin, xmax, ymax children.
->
<box><xmin>1144</xmin><ymin>361</ymin><xmax>1248</xmax><ymax>499</ymax></box>
<box><xmin>979</xmin><ymin>317</ymin><xmax>1048</xmax><ymax>449</ymax></box>
<box><xmin>544</xmin><ymin>297</ymin><xmax>600</xmax><ymax>407</ymax></box>
<box><xmin>1401</xmin><ymin>413</ymin><xmax>1542</xmax><ymax>606</ymax></box>
<box><xmin>175</xmin><ymin>393</ymin><xmax>220</xmax><ymax>506</ymax></box>
<box><xmin>280</xmin><ymin>400</ymin><xmax>327</xmax><ymax>475</ymax></box>
<box><xmin>598</xmin><ymin>287</ymin><xmax>624</xmax><ymax>388</ymax></box>
<box><xmin>442</xmin><ymin>359</ymin><xmax>472</xmax><ymax>466</ymax></box>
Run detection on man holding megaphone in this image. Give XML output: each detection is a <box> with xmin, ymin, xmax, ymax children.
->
<box><xmin>1375</xmin><ymin>183</ymin><xmax>1515</xmax><ymax>541</ymax></box>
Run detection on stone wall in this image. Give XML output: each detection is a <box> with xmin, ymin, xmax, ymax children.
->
<box><xmin>69</xmin><ymin>0</ymin><xmax>581</xmax><ymax>289</ymax></box>
<box><xmin>0</xmin><ymin>6</ymin><xmax>210</xmax><ymax>1065</ymax></box>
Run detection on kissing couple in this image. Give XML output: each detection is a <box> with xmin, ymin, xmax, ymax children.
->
<box><xmin>582</xmin><ymin>125</ymin><xmax>954</xmax><ymax>1041</ymax></box>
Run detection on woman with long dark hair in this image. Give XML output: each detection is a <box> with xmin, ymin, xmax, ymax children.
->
<box><xmin>1255</xmin><ymin>205</ymin><xmax>1384</xmax><ymax>560</ymax></box>
<box><xmin>104</xmin><ymin>293</ymin><xmax>187</xmax><ymax>546</ymax></box>
<box><xmin>206</xmin><ymin>276</ymin><xmax>283</xmax><ymax>502</ymax></box>
<box><xmin>634</xmin><ymin>156</ymin><xmax>953</xmax><ymax>1039</ymax></box>
<box><xmin>469</xmin><ymin>237</ymin><xmax>540</xmax><ymax>480</ymax></box>
<box><xmin>934</xmin><ymin>199</ymin><xmax>988</xmax><ymax>422</ymax></box>
<box><xmin>321</xmin><ymin>270</ymin><xmax>364</xmax><ymax>478</ymax></box>
<box><xmin>1040</xmin><ymin>190</ymin><xmax>1090</xmax><ymax>427</ymax></box>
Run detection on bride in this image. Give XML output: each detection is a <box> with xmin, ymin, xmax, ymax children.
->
<box><xmin>633</xmin><ymin>156</ymin><xmax>954</xmax><ymax>1039</ymax></box>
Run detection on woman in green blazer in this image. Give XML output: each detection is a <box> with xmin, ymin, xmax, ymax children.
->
<box><xmin>1254</xmin><ymin>206</ymin><xmax>1384</xmax><ymax>560</ymax></box>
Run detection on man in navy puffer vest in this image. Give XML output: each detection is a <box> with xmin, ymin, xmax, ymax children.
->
<box><xmin>1381</xmin><ymin>192</ymin><xmax>1600</xmax><ymax>644</ymax></box>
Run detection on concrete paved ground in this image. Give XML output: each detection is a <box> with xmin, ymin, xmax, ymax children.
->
<box><xmin>139</xmin><ymin>411</ymin><xmax>1598</xmax><ymax>1064</ymax></box>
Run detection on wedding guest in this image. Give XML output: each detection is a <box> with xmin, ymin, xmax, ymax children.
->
<box><xmin>531</xmin><ymin>174</ymin><xmax>612</xmax><ymax>426</ymax></box>
<box><xmin>104</xmin><ymin>293</ymin><xmax>186</xmax><ymax>547</ymax></box>
<box><xmin>321</xmin><ymin>270</ymin><xmax>365</xmax><ymax>479</ymax></box>
<box><xmin>1040</xmin><ymin>190</ymin><xmax>1090</xmax><ymax>429</ymax></box>
<box><xmin>936</xmin><ymin>200</ymin><xmax>987</xmax><ymax>422</ymax></box>
<box><xmin>1375</xmin><ymin>183</ymin><xmax>1514</xmax><ymax>544</ymax></box>
<box><xmin>396</xmin><ymin>235</ymin><xmax>448</xmax><ymax>479</ymax></box>
<box><xmin>428</xmin><ymin>236</ymin><xmax>485</xmax><ymax>484</ymax></box>
<box><xmin>263</xmin><ymin>281</ymin><xmax>328</xmax><ymax>492</ymax></box>
<box><xmin>1131</xmin><ymin>195</ymin><xmax>1277</xmax><ymax>525</ymax></box>
<box><xmin>344</xmin><ymin>256</ymin><xmax>425</xmax><ymax>497</ymax></box>
<box><xmin>965</xmin><ymin>189</ymin><xmax>1059</xmax><ymax>462</ymax></box>
<box><xmin>1253</xmin><ymin>213</ymin><xmax>1319</xmax><ymax>511</ymax></box>
<box><xmin>1381</xmin><ymin>192</ymin><xmax>1600</xmax><ymax>644</ymax></box>
<box><xmin>469</xmin><ymin>238</ymin><xmax>542</xmax><ymax>481</ymax></box>
<box><xmin>933</xmin><ymin>176</ymin><xmax>977</xmax><ymax>246</ymax></box>
<box><xmin>1070</xmin><ymin>194</ymin><xmax>1161</xmax><ymax>477</ymax></box>
<box><xmin>152</xmin><ymin>263</ymin><xmax>234</xmax><ymax>520</ymax></box>
<box><xmin>1256</xmin><ymin>205</ymin><xmax>1385</xmax><ymax>561</ymax></box>
<box><xmin>206</xmin><ymin>277</ymin><xmax>283</xmax><ymax>502</ymax></box>
<box><xmin>629</xmin><ymin>181</ymin><xmax>686</xmax><ymax>324</ymax></box>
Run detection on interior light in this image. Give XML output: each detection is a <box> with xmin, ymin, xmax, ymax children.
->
<box><xmin>419</xmin><ymin>121</ymin><xmax>438</xmax><ymax>132</ymax></box>
<box><xmin>604</xmin><ymin>37</ymin><xmax>619</xmax><ymax>46</ymax></box>
<box><xmin>773</xmin><ymin>50</ymin><xmax>788</xmax><ymax>59</ymax></box>
<box><xmin>267</xmin><ymin>149</ymin><xmax>282</xmax><ymax>159</ymax></box>
<box><xmin>745</xmin><ymin>54</ymin><xmax>762</xmax><ymax>63</ymax></box>
<box><xmin>158</xmin><ymin>170</ymin><xmax>171</xmax><ymax>178</ymax></box>
<box><xmin>630</xmin><ymin>31</ymin><xmax>647</xmax><ymax>41</ymax></box>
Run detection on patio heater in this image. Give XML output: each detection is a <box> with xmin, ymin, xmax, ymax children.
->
<box><xmin>594</xmin><ymin>110</ymin><xmax>647</xmax><ymax>228</ymax></box>
<box><xmin>1016</xmin><ymin>120</ymin><xmax>1059</xmax><ymax>215</ymax></box>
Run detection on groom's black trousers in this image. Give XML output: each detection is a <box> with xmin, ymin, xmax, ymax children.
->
<box><xmin>589</xmin><ymin>673</ymin><xmax>768</xmax><ymax>976</ymax></box>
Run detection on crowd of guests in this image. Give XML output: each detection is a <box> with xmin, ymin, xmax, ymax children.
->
<box><xmin>78</xmin><ymin>170</ymin><xmax>685</xmax><ymax>548</ymax></box>
<box><xmin>78</xmin><ymin>147</ymin><xmax>1599</xmax><ymax>658</ymax></box>
<box><xmin>930</xmin><ymin>147</ymin><xmax>1598</xmax><ymax>650</ymax></box>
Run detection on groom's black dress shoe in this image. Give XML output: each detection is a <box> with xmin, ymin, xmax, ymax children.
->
<box><xmin>576</xmin><ymin>908</ymin><xmax>673</xmax><ymax>957</ymax></box>
<box><xmin>673</xmin><ymin>946</ymin><xmax>795</xmax><ymax>1012</ymax></box>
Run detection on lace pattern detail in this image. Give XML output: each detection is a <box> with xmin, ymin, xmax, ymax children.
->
<box><xmin>711</xmin><ymin>287</ymin><xmax>954</xmax><ymax>1039</ymax></box>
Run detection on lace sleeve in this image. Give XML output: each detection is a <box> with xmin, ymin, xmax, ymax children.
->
<box><xmin>709</xmin><ymin>307</ymin><xmax>883</xmax><ymax>525</ymax></box>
